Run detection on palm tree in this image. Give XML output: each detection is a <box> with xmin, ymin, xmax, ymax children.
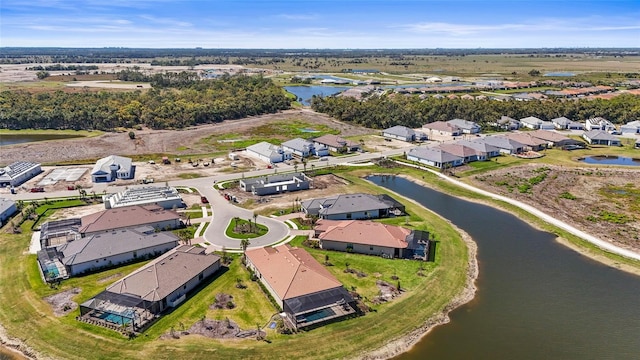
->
<box><xmin>253</xmin><ymin>212</ymin><xmax>258</xmax><ymax>233</ymax></box>
<box><xmin>240</xmin><ymin>238</ymin><xmax>250</xmax><ymax>263</ymax></box>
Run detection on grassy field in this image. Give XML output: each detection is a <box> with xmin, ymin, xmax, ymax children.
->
<box><xmin>0</xmin><ymin>173</ymin><xmax>470</xmax><ymax>360</ymax></box>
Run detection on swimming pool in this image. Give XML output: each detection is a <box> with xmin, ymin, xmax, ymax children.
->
<box><xmin>297</xmin><ymin>308</ymin><xmax>336</xmax><ymax>323</ymax></box>
<box><xmin>101</xmin><ymin>312</ymin><xmax>132</xmax><ymax>325</ymax></box>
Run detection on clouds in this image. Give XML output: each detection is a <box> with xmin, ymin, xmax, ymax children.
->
<box><xmin>1</xmin><ymin>0</ymin><xmax>638</xmax><ymax>48</ymax></box>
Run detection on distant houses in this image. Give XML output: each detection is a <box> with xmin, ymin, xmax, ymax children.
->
<box><xmin>422</xmin><ymin>121</ymin><xmax>462</xmax><ymax>136</ymax></box>
<box><xmin>551</xmin><ymin>117</ymin><xmax>584</xmax><ymax>130</ymax></box>
<box><xmin>301</xmin><ymin>193</ymin><xmax>405</xmax><ymax>220</ymax></box>
<box><xmin>245</xmin><ymin>244</ymin><xmax>356</xmax><ymax>330</ymax></box>
<box><xmin>519</xmin><ymin>116</ymin><xmax>554</xmax><ymax>130</ymax></box>
<box><xmin>585</xmin><ymin>117</ymin><xmax>616</xmax><ymax>132</ymax></box>
<box><xmin>315</xmin><ymin>220</ymin><xmax>430</xmax><ymax>260</ymax></box>
<box><xmin>491</xmin><ymin>116</ymin><xmax>520</xmax><ymax>131</ymax></box>
<box><xmin>620</xmin><ymin>120</ymin><xmax>640</xmax><ymax>135</ymax></box>
<box><xmin>0</xmin><ymin>198</ymin><xmax>17</xmax><ymax>225</ymax></box>
<box><xmin>446</xmin><ymin>119</ymin><xmax>481</xmax><ymax>134</ymax></box>
<box><xmin>382</xmin><ymin>125</ymin><xmax>422</xmax><ymax>142</ymax></box>
<box><xmin>246</xmin><ymin>142</ymin><xmax>292</xmax><ymax>164</ymax></box>
<box><xmin>281</xmin><ymin>138</ymin><xmax>328</xmax><ymax>158</ymax></box>
<box><xmin>312</xmin><ymin>134</ymin><xmax>360</xmax><ymax>153</ymax></box>
<box><xmin>0</xmin><ymin>161</ymin><xmax>42</xmax><ymax>187</ymax></box>
<box><xmin>91</xmin><ymin>155</ymin><xmax>133</xmax><ymax>183</ymax></box>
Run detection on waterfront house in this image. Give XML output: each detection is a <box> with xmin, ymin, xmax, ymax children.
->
<box><xmin>582</xmin><ymin>130</ymin><xmax>621</xmax><ymax>146</ymax></box>
<box><xmin>436</xmin><ymin>143</ymin><xmax>485</xmax><ymax>162</ymax></box>
<box><xmin>407</xmin><ymin>147</ymin><xmax>464</xmax><ymax>169</ymax></box>
<box><xmin>620</xmin><ymin>120</ymin><xmax>640</xmax><ymax>135</ymax></box>
<box><xmin>245</xmin><ymin>244</ymin><xmax>355</xmax><ymax>330</ymax></box>
<box><xmin>301</xmin><ymin>193</ymin><xmax>404</xmax><ymax>220</ymax></box>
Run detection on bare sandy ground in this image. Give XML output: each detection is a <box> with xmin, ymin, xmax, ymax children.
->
<box><xmin>1</xmin><ymin>109</ymin><xmax>372</xmax><ymax>165</ymax></box>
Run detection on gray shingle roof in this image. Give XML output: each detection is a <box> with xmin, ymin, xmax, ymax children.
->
<box><xmin>281</xmin><ymin>138</ymin><xmax>314</xmax><ymax>153</ymax></box>
<box><xmin>91</xmin><ymin>155</ymin><xmax>132</xmax><ymax>175</ymax></box>
<box><xmin>408</xmin><ymin>147</ymin><xmax>463</xmax><ymax>163</ymax></box>
<box><xmin>383</xmin><ymin>125</ymin><xmax>415</xmax><ymax>138</ymax></box>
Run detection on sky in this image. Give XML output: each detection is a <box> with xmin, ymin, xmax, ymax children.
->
<box><xmin>1</xmin><ymin>0</ymin><xmax>639</xmax><ymax>48</ymax></box>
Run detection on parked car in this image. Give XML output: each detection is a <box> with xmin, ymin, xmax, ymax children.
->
<box><xmin>201</xmin><ymin>196</ymin><xmax>209</xmax><ymax>204</ymax></box>
<box><xmin>30</xmin><ymin>187</ymin><xmax>45</xmax><ymax>193</ymax></box>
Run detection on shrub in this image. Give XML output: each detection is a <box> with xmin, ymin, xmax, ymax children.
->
<box><xmin>559</xmin><ymin>192</ymin><xmax>577</xmax><ymax>200</ymax></box>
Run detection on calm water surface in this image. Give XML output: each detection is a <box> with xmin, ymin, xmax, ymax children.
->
<box><xmin>366</xmin><ymin>176</ymin><xmax>640</xmax><ymax>360</ymax></box>
<box><xmin>0</xmin><ymin>134</ymin><xmax>83</xmax><ymax>146</ymax></box>
<box><xmin>581</xmin><ymin>155</ymin><xmax>640</xmax><ymax>166</ymax></box>
<box><xmin>284</xmin><ymin>86</ymin><xmax>350</xmax><ymax>106</ymax></box>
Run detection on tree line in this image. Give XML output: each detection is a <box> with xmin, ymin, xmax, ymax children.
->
<box><xmin>311</xmin><ymin>93</ymin><xmax>640</xmax><ymax>129</ymax></box>
<box><xmin>0</xmin><ymin>75</ymin><xmax>291</xmax><ymax>130</ymax></box>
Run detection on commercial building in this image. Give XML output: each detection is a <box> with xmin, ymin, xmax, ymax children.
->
<box><xmin>0</xmin><ymin>161</ymin><xmax>42</xmax><ymax>187</ymax></box>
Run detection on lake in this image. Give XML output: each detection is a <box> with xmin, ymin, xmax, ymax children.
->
<box><xmin>544</xmin><ymin>72</ymin><xmax>576</xmax><ymax>77</ymax></box>
<box><xmin>0</xmin><ymin>133</ymin><xmax>83</xmax><ymax>146</ymax></box>
<box><xmin>284</xmin><ymin>86</ymin><xmax>350</xmax><ymax>106</ymax></box>
<box><xmin>366</xmin><ymin>175</ymin><xmax>640</xmax><ymax>360</ymax></box>
<box><xmin>580</xmin><ymin>155</ymin><xmax>640</xmax><ymax>166</ymax></box>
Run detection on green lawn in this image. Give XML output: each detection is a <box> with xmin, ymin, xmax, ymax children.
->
<box><xmin>225</xmin><ymin>218</ymin><xmax>269</xmax><ymax>239</ymax></box>
<box><xmin>0</xmin><ymin>171</ymin><xmax>470</xmax><ymax>360</ymax></box>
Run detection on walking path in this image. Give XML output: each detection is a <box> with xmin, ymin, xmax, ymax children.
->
<box><xmin>396</xmin><ymin>161</ymin><xmax>640</xmax><ymax>261</ymax></box>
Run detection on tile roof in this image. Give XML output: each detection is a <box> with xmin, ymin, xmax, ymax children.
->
<box><xmin>528</xmin><ymin>130</ymin><xmax>571</xmax><ymax>143</ymax></box>
<box><xmin>504</xmin><ymin>133</ymin><xmax>548</xmax><ymax>147</ymax></box>
<box><xmin>58</xmin><ymin>229</ymin><xmax>179</xmax><ymax>266</ymax></box>
<box><xmin>436</xmin><ymin>143</ymin><xmax>481</xmax><ymax>158</ymax></box>
<box><xmin>408</xmin><ymin>147</ymin><xmax>463</xmax><ymax>163</ymax></box>
<box><xmin>583</xmin><ymin>130</ymin><xmax>619</xmax><ymax>141</ymax></box>
<box><xmin>79</xmin><ymin>205</ymin><xmax>180</xmax><ymax>234</ymax></box>
<box><xmin>245</xmin><ymin>244</ymin><xmax>342</xmax><ymax>300</ymax></box>
<box><xmin>312</xmin><ymin>134</ymin><xmax>359</xmax><ymax>149</ymax></box>
<box><xmin>383</xmin><ymin>125</ymin><xmax>415</xmax><ymax>138</ymax></box>
<box><xmin>456</xmin><ymin>140</ymin><xmax>500</xmax><ymax>154</ymax></box>
<box><xmin>106</xmin><ymin>245</ymin><xmax>220</xmax><ymax>302</ymax></box>
<box><xmin>281</xmin><ymin>138</ymin><xmax>314</xmax><ymax>153</ymax></box>
<box><xmin>317</xmin><ymin>220</ymin><xmax>410</xmax><ymax>248</ymax></box>
<box><xmin>422</xmin><ymin>121</ymin><xmax>460</xmax><ymax>133</ymax></box>
<box><xmin>91</xmin><ymin>155</ymin><xmax>132</xmax><ymax>175</ymax></box>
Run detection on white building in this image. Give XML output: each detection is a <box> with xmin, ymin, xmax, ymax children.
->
<box><xmin>246</xmin><ymin>142</ymin><xmax>292</xmax><ymax>164</ymax></box>
<box><xmin>281</xmin><ymin>138</ymin><xmax>328</xmax><ymax>158</ymax></box>
<box><xmin>0</xmin><ymin>198</ymin><xmax>17</xmax><ymax>225</ymax></box>
<box><xmin>103</xmin><ymin>186</ymin><xmax>183</xmax><ymax>210</ymax></box>
<box><xmin>91</xmin><ymin>155</ymin><xmax>134</xmax><ymax>183</ymax></box>
<box><xmin>620</xmin><ymin>120</ymin><xmax>640</xmax><ymax>135</ymax></box>
<box><xmin>585</xmin><ymin>117</ymin><xmax>616</xmax><ymax>132</ymax></box>
<box><xmin>0</xmin><ymin>161</ymin><xmax>42</xmax><ymax>187</ymax></box>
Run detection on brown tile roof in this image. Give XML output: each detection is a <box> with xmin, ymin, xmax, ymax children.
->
<box><xmin>312</xmin><ymin>134</ymin><xmax>359</xmax><ymax>149</ymax></box>
<box><xmin>422</xmin><ymin>121</ymin><xmax>460</xmax><ymax>133</ymax></box>
<box><xmin>317</xmin><ymin>220</ymin><xmax>410</xmax><ymax>249</ymax></box>
<box><xmin>106</xmin><ymin>245</ymin><xmax>220</xmax><ymax>302</ymax></box>
<box><xmin>245</xmin><ymin>244</ymin><xmax>342</xmax><ymax>300</ymax></box>
<box><xmin>79</xmin><ymin>204</ymin><xmax>180</xmax><ymax>234</ymax></box>
<box><xmin>505</xmin><ymin>133</ymin><xmax>548</xmax><ymax>147</ymax></box>
<box><xmin>528</xmin><ymin>130</ymin><xmax>570</xmax><ymax>143</ymax></box>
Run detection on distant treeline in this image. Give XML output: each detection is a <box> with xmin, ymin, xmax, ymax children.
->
<box><xmin>26</xmin><ymin>64</ymin><xmax>99</xmax><ymax>71</ymax></box>
<box><xmin>1</xmin><ymin>47</ymin><xmax>638</xmax><ymax>64</ymax></box>
<box><xmin>0</xmin><ymin>74</ymin><xmax>290</xmax><ymax>130</ymax></box>
<box><xmin>311</xmin><ymin>94</ymin><xmax>640</xmax><ymax>129</ymax></box>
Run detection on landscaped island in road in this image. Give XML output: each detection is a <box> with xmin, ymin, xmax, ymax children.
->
<box><xmin>0</xmin><ymin>172</ymin><xmax>474</xmax><ymax>360</ymax></box>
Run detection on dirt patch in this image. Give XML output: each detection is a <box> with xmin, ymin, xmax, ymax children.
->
<box><xmin>0</xmin><ymin>109</ymin><xmax>373</xmax><ymax>165</ymax></box>
<box><xmin>209</xmin><ymin>293</ymin><xmax>235</xmax><ymax>310</ymax></box>
<box><xmin>43</xmin><ymin>288</ymin><xmax>80</xmax><ymax>317</ymax></box>
<box><xmin>161</xmin><ymin>318</ymin><xmax>265</xmax><ymax>340</ymax></box>
<box><xmin>470</xmin><ymin>164</ymin><xmax>640</xmax><ymax>252</ymax></box>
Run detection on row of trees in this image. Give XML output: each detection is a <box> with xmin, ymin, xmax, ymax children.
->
<box><xmin>311</xmin><ymin>93</ymin><xmax>640</xmax><ymax>129</ymax></box>
<box><xmin>0</xmin><ymin>75</ymin><xmax>291</xmax><ymax>130</ymax></box>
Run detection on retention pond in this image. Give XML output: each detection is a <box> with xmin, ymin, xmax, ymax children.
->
<box><xmin>366</xmin><ymin>175</ymin><xmax>640</xmax><ymax>360</ymax></box>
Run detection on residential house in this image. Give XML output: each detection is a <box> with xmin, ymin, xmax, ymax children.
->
<box><xmin>245</xmin><ymin>244</ymin><xmax>355</xmax><ymax>330</ymax></box>
<box><xmin>620</xmin><ymin>120</ymin><xmax>640</xmax><ymax>135</ymax></box>
<box><xmin>382</xmin><ymin>126</ymin><xmax>416</xmax><ymax>142</ymax></box>
<box><xmin>281</xmin><ymin>138</ymin><xmax>328</xmax><ymax>158</ymax></box>
<box><xmin>436</xmin><ymin>143</ymin><xmax>484</xmax><ymax>162</ymax></box>
<box><xmin>37</xmin><ymin>228</ymin><xmax>179</xmax><ymax>281</ymax></box>
<box><xmin>0</xmin><ymin>161</ymin><xmax>42</xmax><ymax>187</ymax></box>
<box><xmin>301</xmin><ymin>193</ymin><xmax>404</xmax><ymax>220</ymax></box>
<box><xmin>519</xmin><ymin>116</ymin><xmax>554</xmax><ymax>130</ymax></box>
<box><xmin>528</xmin><ymin>130</ymin><xmax>581</xmax><ymax>148</ymax></box>
<box><xmin>312</xmin><ymin>135</ymin><xmax>360</xmax><ymax>153</ymax></box>
<box><xmin>246</xmin><ymin>142</ymin><xmax>292</xmax><ymax>164</ymax></box>
<box><xmin>0</xmin><ymin>198</ymin><xmax>17</xmax><ymax>224</ymax></box>
<box><xmin>585</xmin><ymin>117</ymin><xmax>616</xmax><ymax>132</ymax></box>
<box><xmin>582</xmin><ymin>130</ymin><xmax>621</xmax><ymax>146</ymax></box>
<box><xmin>491</xmin><ymin>116</ymin><xmax>520</xmax><ymax>131</ymax></box>
<box><xmin>635</xmin><ymin>140</ymin><xmax>640</xmax><ymax>149</ymax></box>
<box><xmin>79</xmin><ymin>245</ymin><xmax>221</xmax><ymax>332</ymax></box>
<box><xmin>551</xmin><ymin>117</ymin><xmax>584</xmax><ymax>130</ymax></box>
<box><xmin>480</xmin><ymin>136</ymin><xmax>525</xmax><ymax>154</ymax></box>
<box><xmin>504</xmin><ymin>133</ymin><xmax>548</xmax><ymax>151</ymax></box>
<box><xmin>240</xmin><ymin>173</ymin><xmax>310</xmax><ymax>196</ymax></box>
<box><xmin>447</xmin><ymin>118</ymin><xmax>481</xmax><ymax>134</ymax></box>
<box><xmin>91</xmin><ymin>155</ymin><xmax>133</xmax><ymax>183</ymax></box>
<box><xmin>422</xmin><ymin>121</ymin><xmax>462</xmax><ymax>136</ymax></box>
<box><xmin>407</xmin><ymin>147</ymin><xmax>463</xmax><ymax>169</ymax></box>
<box><xmin>456</xmin><ymin>140</ymin><xmax>501</xmax><ymax>158</ymax></box>
<box><xmin>79</xmin><ymin>205</ymin><xmax>181</xmax><ymax>236</ymax></box>
<box><xmin>315</xmin><ymin>220</ymin><xmax>430</xmax><ymax>260</ymax></box>
<box><xmin>103</xmin><ymin>186</ymin><xmax>183</xmax><ymax>210</ymax></box>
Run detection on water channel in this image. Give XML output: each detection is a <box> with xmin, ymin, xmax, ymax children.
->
<box><xmin>0</xmin><ymin>134</ymin><xmax>83</xmax><ymax>146</ymax></box>
<box><xmin>284</xmin><ymin>86</ymin><xmax>350</xmax><ymax>106</ymax></box>
<box><xmin>580</xmin><ymin>155</ymin><xmax>640</xmax><ymax>166</ymax></box>
<box><xmin>365</xmin><ymin>176</ymin><xmax>640</xmax><ymax>360</ymax></box>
